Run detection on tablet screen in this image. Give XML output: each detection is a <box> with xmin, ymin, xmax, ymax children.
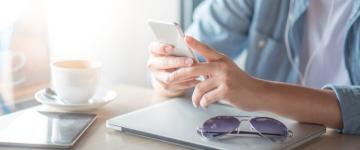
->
<box><xmin>0</xmin><ymin>111</ymin><xmax>96</xmax><ymax>148</ymax></box>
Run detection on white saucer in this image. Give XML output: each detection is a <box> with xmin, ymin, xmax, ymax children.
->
<box><xmin>35</xmin><ymin>88</ymin><xmax>117</xmax><ymax>112</ymax></box>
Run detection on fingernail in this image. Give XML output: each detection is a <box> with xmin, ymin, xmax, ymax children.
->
<box><xmin>185</xmin><ymin>58</ymin><xmax>193</xmax><ymax>66</ymax></box>
<box><xmin>200</xmin><ymin>103</ymin><xmax>205</xmax><ymax>109</ymax></box>
<box><xmin>192</xmin><ymin>101</ymin><xmax>198</xmax><ymax>108</ymax></box>
<box><xmin>165</xmin><ymin>46</ymin><xmax>174</xmax><ymax>53</ymax></box>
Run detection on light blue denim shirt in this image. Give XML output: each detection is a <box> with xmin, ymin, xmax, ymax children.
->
<box><xmin>186</xmin><ymin>0</ymin><xmax>360</xmax><ymax>135</ymax></box>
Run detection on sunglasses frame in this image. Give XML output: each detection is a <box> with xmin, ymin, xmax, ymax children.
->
<box><xmin>197</xmin><ymin>115</ymin><xmax>293</xmax><ymax>142</ymax></box>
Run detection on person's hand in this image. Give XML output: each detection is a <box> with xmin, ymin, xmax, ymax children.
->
<box><xmin>147</xmin><ymin>42</ymin><xmax>201</xmax><ymax>97</ymax></box>
<box><xmin>173</xmin><ymin>36</ymin><xmax>263</xmax><ymax>111</ymax></box>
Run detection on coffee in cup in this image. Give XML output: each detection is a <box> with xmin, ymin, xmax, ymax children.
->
<box><xmin>50</xmin><ymin>60</ymin><xmax>101</xmax><ymax>104</ymax></box>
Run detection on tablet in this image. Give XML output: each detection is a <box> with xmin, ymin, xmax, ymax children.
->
<box><xmin>0</xmin><ymin>110</ymin><xmax>96</xmax><ymax>149</ymax></box>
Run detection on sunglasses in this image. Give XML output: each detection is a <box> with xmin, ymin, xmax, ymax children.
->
<box><xmin>197</xmin><ymin>116</ymin><xmax>293</xmax><ymax>142</ymax></box>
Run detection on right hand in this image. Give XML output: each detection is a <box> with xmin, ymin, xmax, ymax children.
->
<box><xmin>147</xmin><ymin>42</ymin><xmax>201</xmax><ymax>97</ymax></box>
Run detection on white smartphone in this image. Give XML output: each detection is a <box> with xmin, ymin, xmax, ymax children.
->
<box><xmin>147</xmin><ymin>19</ymin><xmax>200</xmax><ymax>63</ymax></box>
<box><xmin>148</xmin><ymin>19</ymin><xmax>205</xmax><ymax>81</ymax></box>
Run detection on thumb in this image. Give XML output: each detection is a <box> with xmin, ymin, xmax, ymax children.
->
<box><xmin>184</xmin><ymin>36</ymin><xmax>224</xmax><ymax>61</ymax></box>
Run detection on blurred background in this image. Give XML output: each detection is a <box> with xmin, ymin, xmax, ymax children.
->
<box><xmin>0</xmin><ymin>0</ymin><xmax>207</xmax><ymax>114</ymax></box>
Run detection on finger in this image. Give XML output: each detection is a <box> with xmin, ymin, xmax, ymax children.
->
<box><xmin>192</xmin><ymin>78</ymin><xmax>217</xmax><ymax>108</ymax></box>
<box><xmin>171</xmin><ymin>76</ymin><xmax>199</xmax><ymax>84</ymax></box>
<box><xmin>147</xmin><ymin>56</ymin><xmax>194</xmax><ymax>70</ymax></box>
<box><xmin>184</xmin><ymin>36</ymin><xmax>224</xmax><ymax>61</ymax></box>
<box><xmin>153</xmin><ymin>69</ymin><xmax>197</xmax><ymax>84</ymax></box>
<box><xmin>199</xmin><ymin>87</ymin><xmax>223</xmax><ymax>109</ymax></box>
<box><xmin>169</xmin><ymin>79</ymin><xmax>200</xmax><ymax>91</ymax></box>
<box><xmin>170</xmin><ymin>62</ymin><xmax>214</xmax><ymax>82</ymax></box>
<box><xmin>148</xmin><ymin>42</ymin><xmax>174</xmax><ymax>56</ymax></box>
<box><xmin>156</xmin><ymin>78</ymin><xmax>200</xmax><ymax>92</ymax></box>
<box><xmin>152</xmin><ymin>69</ymin><xmax>172</xmax><ymax>84</ymax></box>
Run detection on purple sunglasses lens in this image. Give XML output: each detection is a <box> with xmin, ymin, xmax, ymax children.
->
<box><xmin>199</xmin><ymin>116</ymin><xmax>240</xmax><ymax>138</ymax></box>
<box><xmin>249</xmin><ymin>117</ymin><xmax>288</xmax><ymax>136</ymax></box>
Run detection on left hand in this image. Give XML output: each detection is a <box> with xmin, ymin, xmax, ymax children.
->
<box><xmin>171</xmin><ymin>36</ymin><xmax>263</xmax><ymax>110</ymax></box>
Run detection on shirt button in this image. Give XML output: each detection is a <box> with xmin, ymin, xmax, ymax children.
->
<box><xmin>258</xmin><ymin>39</ymin><xmax>266</xmax><ymax>48</ymax></box>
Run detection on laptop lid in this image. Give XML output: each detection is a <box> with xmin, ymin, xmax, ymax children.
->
<box><xmin>107</xmin><ymin>98</ymin><xmax>325</xmax><ymax>150</ymax></box>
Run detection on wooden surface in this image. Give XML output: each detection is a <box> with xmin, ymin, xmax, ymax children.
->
<box><xmin>0</xmin><ymin>84</ymin><xmax>360</xmax><ymax>150</ymax></box>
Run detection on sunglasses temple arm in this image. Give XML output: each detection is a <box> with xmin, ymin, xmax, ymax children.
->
<box><xmin>231</xmin><ymin>131</ymin><xmax>284</xmax><ymax>136</ymax></box>
<box><xmin>199</xmin><ymin>130</ymin><xmax>282</xmax><ymax>136</ymax></box>
<box><xmin>250</xmin><ymin>128</ymin><xmax>276</xmax><ymax>142</ymax></box>
<box><xmin>198</xmin><ymin>130</ymin><xmax>281</xmax><ymax>136</ymax></box>
<box><xmin>229</xmin><ymin>130</ymin><xmax>261</xmax><ymax>135</ymax></box>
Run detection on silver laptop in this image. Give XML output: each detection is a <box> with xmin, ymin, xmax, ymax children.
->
<box><xmin>106</xmin><ymin>98</ymin><xmax>325</xmax><ymax>150</ymax></box>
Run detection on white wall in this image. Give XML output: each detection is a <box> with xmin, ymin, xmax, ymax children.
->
<box><xmin>47</xmin><ymin>0</ymin><xmax>180</xmax><ymax>88</ymax></box>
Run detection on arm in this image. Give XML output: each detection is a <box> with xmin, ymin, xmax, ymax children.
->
<box><xmin>257</xmin><ymin>80</ymin><xmax>342</xmax><ymax>129</ymax></box>
<box><xmin>171</xmin><ymin>36</ymin><xmax>344</xmax><ymax>131</ymax></box>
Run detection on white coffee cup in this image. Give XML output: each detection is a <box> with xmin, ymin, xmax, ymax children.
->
<box><xmin>50</xmin><ymin>60</ymin><xmax>101</xmax><ymax>104</ymax></box>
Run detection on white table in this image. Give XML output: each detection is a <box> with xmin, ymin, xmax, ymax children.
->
<box><xmin>1</xmin><ymin>84</ymin><xmax>360</xmax><ymax>150</ymax></box>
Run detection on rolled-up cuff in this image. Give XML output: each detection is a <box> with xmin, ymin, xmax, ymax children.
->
<box><xmin>322</xmin><ymin>84</ymin><xmax>360</xmax><ymax>135</ymax></box>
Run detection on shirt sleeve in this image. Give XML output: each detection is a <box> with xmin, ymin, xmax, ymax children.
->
<box><xmin>323</xmin><ymin>84</ymin><xmax>360</xmax><ymax>135</ymax></box>
<box><xmin>185</xmin><ymin>0</ymin><xmax>254</xmax><ymax>60</ymax></box>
